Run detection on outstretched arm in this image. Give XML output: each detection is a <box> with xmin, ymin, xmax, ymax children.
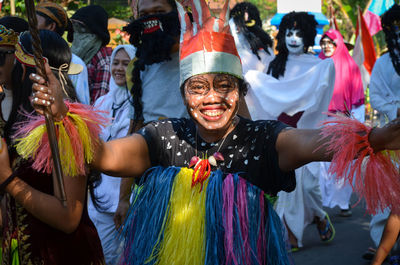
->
<box><xmin>276</xmin><ymin>118</ymin><xmax>400</xmax><ymax>172</ymax></box>
<box><xmin>92</xmin><ymin>134</ymin><xmax>151</xmax><ymax>178</ymax></box>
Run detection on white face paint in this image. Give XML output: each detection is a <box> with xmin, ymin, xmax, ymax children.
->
<box><xmin>285</xmin><ymin>28</ymin><xmax>304</xmax><ymax>55</ymax></box>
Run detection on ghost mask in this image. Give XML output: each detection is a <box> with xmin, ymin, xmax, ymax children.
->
<box><xmin>285</xmin><ymin>28</ymin><xmax>304</xmax><ymax>55</ymax></box>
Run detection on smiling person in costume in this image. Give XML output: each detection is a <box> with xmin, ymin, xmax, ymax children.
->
<box><xmin>0</xmin><ymin>28</ymin><xmax>105</xmax><ymax>264</ymax></box>
<box><xmin>5</xmin><ymin>0</ymin><xmax>400</xmax><ymax>264</ymax></box>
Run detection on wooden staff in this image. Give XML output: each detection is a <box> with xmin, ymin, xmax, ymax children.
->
<box><xmin>25</xmin><ymin>0</ymin><xmax>67</xmax><ymax>207</ymax></box>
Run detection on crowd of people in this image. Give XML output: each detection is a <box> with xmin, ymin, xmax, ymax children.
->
<box><xmin>0</xmin><ymin>0</ymin><xmax>399</xmax><ymax>264</ymax></box>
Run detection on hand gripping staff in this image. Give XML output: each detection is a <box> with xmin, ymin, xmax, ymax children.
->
<box><xmin>25</xmin><ymin>0</ymin><xmax>67</xmax><ymax>207</ymax></box>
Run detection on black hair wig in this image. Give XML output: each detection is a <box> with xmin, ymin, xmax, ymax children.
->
<box><xmin>230</xmin><ymin>2</ymin><xmax>273</xmax><ymax>59</ymax></box>
<box><xmin>267</xmin><ymin>11</ymin><xmax>317</xmax><ymax>79</ymax></box>
<box><xmin>124</xmin><ymin>10</ymin><xmax>180</xmax><ymax>125</ymax></box>
<box><xmin>382</xmin><ymin>4</ymin><xmax>400</xmax><ymax>75</ymax></box>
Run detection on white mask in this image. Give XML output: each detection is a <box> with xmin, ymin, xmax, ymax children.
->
<box><xmin>285</xmin><ymin>28</ymin><xmax>304</xmax><ymax>55</ymax></box>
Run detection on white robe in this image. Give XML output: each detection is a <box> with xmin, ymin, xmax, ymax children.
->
<box><xmin>368</xmin><ymin>52</ymin><xmax>400</xmax><ymax>250</ymax></box>
<box><xmin>245</xmin><ymin>54</ymin><xmax>335</xmax><ymax>247</ymax></box>
<box><xmin>319</xmin><ymin>104</ymin><xmax>365</xmax><ymax>210</ymax></box>
<box><xmin>369</xmin><ymin>53</ymin><xmax>400</xmax><ymax>125</ymax></box>
<box><xmin>70</xmin><ymin>53</ymin><xmax>90</xmax><ymax>105</ymax></box>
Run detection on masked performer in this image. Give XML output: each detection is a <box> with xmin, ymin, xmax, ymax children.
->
<box><xmin>318</xmin><ymin>29</ymin><xmax>365</xmax><ymax>217</ymax></box>
<box><xmin>229</xmin><ymin>2</ymin><xmax>274</xmax><ymax>74</ymax></box>
<box><xmin>71</xmin><ymin>5</ymin><xmax>112</xmax><ymax>104</ymax></box>
<box><xmin>368</xmin><ymin>4</ymin><xmax>400</xmax><ymax>260</ymax></box>
<box><xmin>123</xmin><ymin>0</ymin><xmax>189</xmax><ymax>131</ymax></box>
<box><xmin>245</xmin><ymin>12</ymin><xmax>336</xmax><ymax>249</ymax></box>
<box><xmin>10</xmin><ymin>1</ymin><xmax>400</xmax><ymax>264</ymax></box>
<box><xmin>113</xmin><ymin>0</ymin><xmax>191</xmax><ymax>228</ymax></box>
<box><xmin>0</xmin><ymin>28</ymin><xmax>105</xmax><ymax>264</ymax></box>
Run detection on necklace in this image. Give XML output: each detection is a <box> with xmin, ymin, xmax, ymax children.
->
<box><xmin>188</xmin><ymin>117</ymin><xmax>238</xmax><ymax>189</ymax></box>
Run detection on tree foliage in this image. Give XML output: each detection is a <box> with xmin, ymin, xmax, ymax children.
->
<box><xmin>1</xmin><ymin>0</ymin><xmax>131</xmax><ymax>20</ymax></box>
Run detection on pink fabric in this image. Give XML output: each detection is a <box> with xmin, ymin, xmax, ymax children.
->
<box><xmin>319</xmin><ymin>29</ymin><xmax>365</xmax><ymax>113</ymax></box>
<box><xmin>222</xmin><ymin>174</ymin><xmax>238</xmax><ymax>265</ymax></box>
<box><xmin>364</xmin><ymin>10</ymin><xmax>383</xmax><ymax>36</ymax></box>
<box><xmin>319</xmin><ymin>114</ymin><xmax>400</xmax><ymax>215</ymax></box>
<box><xmin>257</xmin><ymin>191</ymin><xmax>266</xmax><ymax>265</ymax></box>
<box><xmin>237</xmin><ymin>178</ymin><xmax>251</xmax><ymax>265</ymax></box>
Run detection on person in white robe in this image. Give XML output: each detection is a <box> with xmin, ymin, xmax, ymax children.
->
<box><xmin>245</xmin><ymin>11</ymin><xmax>336</xmax><ymax>249</ymax></box>
<box><xmin>367</xmin><ymin>5</ymin><xmax>400</xmax><ymax>260</ymax></box>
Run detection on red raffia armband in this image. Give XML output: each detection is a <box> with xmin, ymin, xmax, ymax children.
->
<box><xmin>13</xmin><ymin>101</ymin><xmax>108</xmax><ymax>177</ymax></box>
<box><xmin>319</xmin><ymin>114</ymin><xmax>400</xmax><ymax>215</ymax></box>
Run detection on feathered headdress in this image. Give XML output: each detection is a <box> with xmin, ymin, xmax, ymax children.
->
<box><xmin>176</xmin><ymin>0</ymin><xmax>242</xmax><ymax>85</ymax></box>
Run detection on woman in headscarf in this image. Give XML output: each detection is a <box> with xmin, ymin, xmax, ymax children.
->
<box><xmin>319</xmin><ymin>29</ymin><xmax>365</xmax><ymax>217</ymax></box>
<box><xmin>88</xmin><ymin>44</ymin><xmax>135</xmax><ymax>265</ymax></box>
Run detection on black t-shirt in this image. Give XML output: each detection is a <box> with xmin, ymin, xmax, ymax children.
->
<box><xmin>138</xmin><ymin>117</ymin><xmax>295</xmax><ymax>196</ymax></box>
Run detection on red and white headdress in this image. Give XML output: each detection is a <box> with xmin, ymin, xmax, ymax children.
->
<box><xmin>177</xmin><ymin>0</ymin><xmax>242</xmax><ymax>85</ymax></box>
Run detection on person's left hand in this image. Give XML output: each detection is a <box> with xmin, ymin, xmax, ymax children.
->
<box><xmin>0</xmin><ymin>139</ymin><xmax>12</xmax><ymax>184</ymax></box>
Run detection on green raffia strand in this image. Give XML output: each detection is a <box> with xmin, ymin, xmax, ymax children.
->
<box><xmin>264</xmin><ymin>194</ymin><xmax>278</xmax><ymax>205</ymax></box>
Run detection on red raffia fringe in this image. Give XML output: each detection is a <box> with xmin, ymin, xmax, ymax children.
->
<box><xmin>319</xmin><ymin>114</ymin><xmax>400</xmax><ymax>215</ymax></box>
<box><xmin>13</xmin><ymin>101</ymin><xmax>108</xmax><ymax>176</ymax></box>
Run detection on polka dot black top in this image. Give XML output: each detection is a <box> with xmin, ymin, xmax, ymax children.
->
<box><xmin>138</xmin><ymin>117</ymin><xmax>295</xmax><ymax>196</ymax></box>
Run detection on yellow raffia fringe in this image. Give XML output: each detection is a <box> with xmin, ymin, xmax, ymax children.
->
<box><xmin>56</xmin><ymin>121</ymin><xmax>79</xmax><ymax>177</ymax></box>
<box><xmin>15</xmin><ymin>112</ymin><xmax>96</xmax><ymax>177</ymax></box>
<box><xmin>152</xmin><ymin>167</ymin><xmax>208</xmax><ymax>265</ymax></box>
<box><xmin>15</xmin><ymin>125</ymin><xmax>46</xmax><ymax>160</ymax></box>
<box><xmin>67</xmin><ymin>112</ymin><xmax>94</xmax><ymax>164</ymax></box>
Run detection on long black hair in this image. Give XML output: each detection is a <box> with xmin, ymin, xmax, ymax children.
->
<box><xmin>267</xmin><ymin>12</ymin><xmax>317</xmax><ymax>79</ymax></box>
<box><xmin>230</xmin><ymin>2</ymin><xmax>273</xmax><ymax>59</ymax></box>
<box><xmin>382</xmin><ymin>4</ymin><xmax>400</xmax><ymax>75</ymax></box>
<box><xmin>5</xmin><ymin>30</ymin><xmax>77</xmax><ymax>143</ymax></box>
<box><xmin>4</xmin><ymin>30</ymin><xmax>104</xmax><ymax>210</ymax></box>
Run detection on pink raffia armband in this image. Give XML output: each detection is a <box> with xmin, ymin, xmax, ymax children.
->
<box><xmin>13</xmin><ymin>101</ymin><xmax>108</xmax><ymax>177</ymax></box>
<box><xmin>320</xmin><ymin>114</ymin><xmax>400</xmax><ymax>215</ymax></box>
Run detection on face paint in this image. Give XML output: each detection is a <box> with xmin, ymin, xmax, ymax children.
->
<box><xmin>184</xmin><ymin>73</ymin><xmax>240</xmax><ymax>136</ymax></box>
<box><xmin>285</xmin><ymin>28</ymin><xmax>304</xmax><ymax>55</ymax></box>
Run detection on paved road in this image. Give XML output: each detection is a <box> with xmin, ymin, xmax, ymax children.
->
<box><xmin>291</xmin><ymin>196</ymin><xmax>390</xmax><ymax>265</ymax></box>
